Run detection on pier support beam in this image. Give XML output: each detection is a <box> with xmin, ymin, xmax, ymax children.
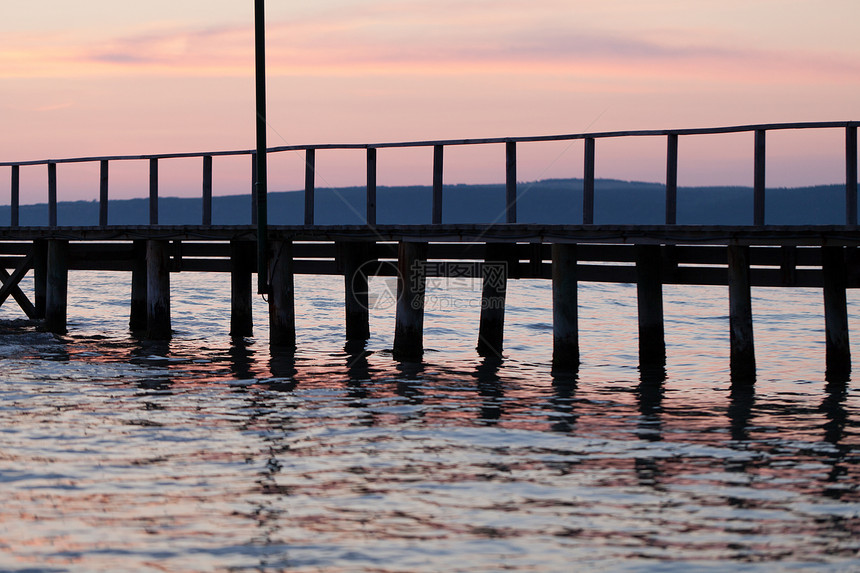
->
<box><xmin>44</xmin><ymin>240</ymin><xmax>68</xmax><ymax>334</ymax></box>
<box><xmin>822</xmin><ymin>246</ymin><xmax>851</xmax><ymax>380</ymax></box>
<box><xmin>129</xmin><ymin>240</ymin><xmax>147</xmax><ymax>332</ymax></box>
<box><xmin>33</xmin><ymin>239</ymin><xmax>47</xmax><ymax>319</ymax></box>
<box><xmin>230</xmin><ymin>240</ymin><xmax>255</xmax><ymax>338</ymax></box>
<box><xmin>728</xmin><ymin>245</ymin><xmax>755</xmax><ymax>383</ymax></box>
<box><xmin>145</xmin><ymin>240</ymin><xmax>172</xmax><ymax>340</ymax></box>
<box><xmin>393</xmin><ymin>241</ymin><xmax>427</xmax><ymax>361</ymax></box>
<box><xmin>341</xmin><ymin>241</ymin><xmax>372</xmax><ymax>342</ymax></box>
<box><xmin>268</xmin><ymin>240</ymin><xmax>296</xmax><ymax>349</ymax></box>
<box><xmin>636</xmin><ymin>244</ymin><xmax>665</xmax><ymax>368</ymax></box>
<box><xmin>477</xmin><ymin>243</ymin><xmax>510</xmax><ymax>357</ymax></box>
<box><xmin>552</xmin><ymin>243</ymin><xmax>579</xmax><ymax>370</ymax></box>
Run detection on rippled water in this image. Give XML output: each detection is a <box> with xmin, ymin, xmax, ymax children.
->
<box><xmin>0</xmin><ymin>271</ymin><xmax>858</xmax><ymax>572</ymax></box>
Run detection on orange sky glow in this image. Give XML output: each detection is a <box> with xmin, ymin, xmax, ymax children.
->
<box><xmin>1</xmin><ymin>0</ymin><xmax>858</xmax><ymax>202</ymax></box>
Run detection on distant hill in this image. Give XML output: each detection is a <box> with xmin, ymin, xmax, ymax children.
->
<box><xmin>0</xmin><ymin>178</ymin><xmax>849</xmax><ymax>227</ymax></box>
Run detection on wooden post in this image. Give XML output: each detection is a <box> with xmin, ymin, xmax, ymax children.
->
<box><xmin>149</xmin><ymin>158</ymin><xmax>159</xmax><ymax>225</ymax></box>
<box><xmin>48</xmin><ymin>162</ymin><xmax>57</xmax><ymax>227</ymax></box>
<box><xmin>145</xmin><ymin>240</ymin><xmax>171</xmax><ymax>339</ymax></box>
<box><xmin>754</xmin><ymin>129</ymin><xmax>766</xmax><ymax>225</ymax></box>
<box><xmin>552</xmin><ymin>243</ymin><xmax>579</xmax><ymax>369</ymax></box>
<box><xmin>44</xmin><ymin>239</ymin><xmax>68</xmax><ymax>334</ymax></box>
<box><xmin>304</xmin><ymin>148</ymin><xmax>315</xmax><ymax>225</ymax></box>
<box><xmin>129</xmin><ymin>240</ymin><xmax>147</xmax><ymax>331</ymax></box>
<box><xmin>366</xmin><ymin>148</ymin><xmax>377</xmax><ymax>226</ymax></box>
<box><xmin>32</xmin><ymin>239</ymin><xmax>47</xmax><ymax>319</ymax></box>
<box><xmin>583</xmin><ymin>138</ymin><xmax>595</xmax><ymax>224</ymax></box>
<box><xmin>268</xmin><ymin>239</ymin><xmax>296</xmax><ymax>349</ymax></box>
<box><xmin>342</xmin><ymin>241</ymin><xmax>372</xmax><ymax>341</ymax></box>
<box><xmin>506</xmin><ymin>141</ymin><xmax>517</xmax><ymax>223</ymax></box>
<box><xmin>728</xmin><ymin>244</ymin><xmax>755</xmax><ymax>382</ymax></box>
<box><xmin>99</xmin><ymin>160</ymin><xmax>109</xmax><ymax>226</ymax></box>
<box><xmin>202</xmin><ymin>155</ymin><xmax>213</xmax><ymax>226</ymax></box>
<box><xmin>393</xmin><ymin>241</ymin><xmax>427</xmax><ymax>360</ymax></box>
<box><xmin>666</xmin><ymin>134</ymin><xmax>678</xmax><ymax>225</ymax></box>
<box><xmin>636</xmin><ymin>244</ymin><xmax>665</xmax><ymax>368</ymax></box>
<box><xmin>230</xmin><ymin>240</ymin><xmax>255</xmax><ymax>338</ymax></box>
<box><xmin>11</xmin><ymin>165</ymin><xmax>20</xmax><ymax>227</ymax></box>
<box><xmin>477</xmin><ymin>243</ymin><xmax>509</xmax><ymax>357</ymax></box>
<box><xmin>432</xmin><ymin>144</ymin><xmax>444</xmax><ymax>224</ymax></box>
<box><xmin>822</xmin><ymin>246</ymin><xmax>850</xmax><ymax>380</ymax></box>
<box><xmin>251</xmin><ymin>152</ymin><xmax>258</xmax><ymax>225</ymax></box>
<box><xmin>847</xmin><ymin>125</ymin><xmax>858</xmax><ymax>226</ymax></box>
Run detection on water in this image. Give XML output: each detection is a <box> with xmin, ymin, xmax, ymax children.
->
<box><xmin>0</xmin><ymin>271</ymin><xmax>858</xmax><ymax>572</ymax></box>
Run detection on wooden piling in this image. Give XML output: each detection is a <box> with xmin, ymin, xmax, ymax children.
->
<box><xmin>636</xmin><ymin>244</ymin><xmax>665</xmax><ymax>367</ymax></box>
<box><xmin>268</xmin><ymin>240</ymin><xmax>296</xmax><ymax>349</ymax></box>
<box><xmin>129</xmin><ymin>240</ymin><xmax>147</xmax><ymax>331</ymax></box>
<box><xmin>230</xmin><ymin>240</ymin><xmax>255</xmax><ymax>338</ymax></box>
<box><xmin>145</xmin><ymin>240</ymin><xmax>171</xmax><ymax>339</ymax></box>
<box><xmin>44</xmin><ymin>240</ymin><xmax>68</xmax><ymax>334</ymax></box>
<box><xmin>393</xmin><ymin>241</ymin><xmax>427</xmax><ymax>360</ymax></box>
<box><xmin>822</xmin><ymin>246</ymin><xmax>850</xmax><ymax>379</ymax></box>
<box><xmin>342</xmin><ymin>241</ymin><xmax>372</xmax><ymax>341</ymax></box>
<box><xmin>728</xmin><ymin>244</ymin><xmax>755</xmax><ymax>382</ymax></box>
<box><xmin>477</xmin><ymin>243</ymin><xmax>509</xmax><ymax>357</ymax></box>
<box><xmin>552</xmin><ymin>243</ymin><xmax>579</xmax><ymax>370</ymax></box>
<box><xmin>32</xmin><ymin>239</ymin><xmax>47</xmax><ymax>319</ymax></box>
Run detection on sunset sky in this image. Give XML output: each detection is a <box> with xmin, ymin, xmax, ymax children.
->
<box><xmin>2</xmin><ymin>0</ymin><xmax>858</xmax><ymax>202</ymax></box>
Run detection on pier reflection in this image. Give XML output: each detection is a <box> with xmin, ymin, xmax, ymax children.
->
<box><xmin>474</xmin><ymin>355</ymin><xmax>504</xmax><ymax>424</ymax></box>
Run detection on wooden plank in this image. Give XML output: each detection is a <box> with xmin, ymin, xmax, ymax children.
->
<box><xmin>506</xmin><ymin>141</ymin><xmax>517</xmax><ymax>224</ymax></box>
<box><xmin>48</xmin><ymin>163</ymin><xmax>57</xmax><ymax>227</ymax></box>
<box><xmin>149</xmin><ymin>157</ymin><xmax>159</xmax><ymax>225</ymax></box>
<box><xmin>583</xmin><ymin>138</ymin><xmax>595</xmax><ymax>224</ymax></box>
<box><xmin>666</xmin><ymin>134</ymin><xmax>678</xmax><ymax>225</ymax></box>
<box><xmin>99</xmin><ymin>160</ymin><xmax>109</xmax><ymax>226</ymax></box>
<box><xmin>754</xmin><ymin>129</ymin><xmax>766</xmax><ymax>225</ymax></box>
<box><xmin>304</xmin><ymin>148</ymin><xmax>315</xmax><ymax>226</ymax></box>
<box><xmin>0</xmin><ymin>251</ymin><xmax>36</xmax><ymax>319</ymax></box>
<box><xmin>366</xmin><ymin>148</ymin><xmax>377</xmax><ymax>226</ymax></box>
<box><xmin>433</xmin><ymin>145</ymin><xmax>444</xmax><ymax>225</ymax></box>
<box><xmin>202</xmin><ymin>155</ymin><xmax>213</xmax><ymax>226</ymax></box>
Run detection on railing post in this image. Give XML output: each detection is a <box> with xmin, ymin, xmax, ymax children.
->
<box><xmin>666</xmin><ymin>134</ymin><xmax>678</xmax><ymax>225</ymax></box>
<box><xmin>847</xmin><ymin>125</ymin><xmax>858</xmax><ymax>226</ymax></box>
<box><xmin>304</xmin><ymin>148</ymin><xmax>315</xmax><ymax>225</ymax></box>
<box><xmin>506</xmin><ymin>141</ymin><xmax>517</xmax><ymax>223</ymax></box>
<box><xmin>251</xmin><ymin>152</ymin><xmax>258</xmax><ymax>225</ymax></box>
<box><xmin>366</xmin><ymin>148</ymin><xmax>377</xmax><ymax>226</ymax></box>
<box><xmin>754</xmin><ymin>129</ymin><xmax>766</xmax><ymax>225</ymax></box>
<box><xmin>10</xmin><ymin>165</ymin><xmax>19</xmax><ymax>227</ymax></box>
<box><xmin>99</xmin><ymin>159</ymin><xmax>109</xmax><ymax>227</ymax></box>
<box><xmin>583</xmin><ymin>138</ymin><xmax>595</xmax><ymax>225</ymax></box>
<box><xmin>149</xmin><ymin>157</ymin><xmax>159</xmax><ymax>225</ymax></box>
<box><xmin>432</xmin><ymin>144</ymin><xmax>443</xmax><ymax>224</ymax></box>
<box><xmin>48</xmin><ymin>162</ymin><xmax>57</xmax><ymax>227</ymax></box>
<box><xmin>202</xmin><ymin>155</ymin><xmax>213</xmax><ymax>226</ymax></box>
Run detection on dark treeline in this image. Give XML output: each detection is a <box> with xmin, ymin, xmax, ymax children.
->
<box><xmin>0</xmin><ymin>178</ymin><xmax>849</xmax><ymax>226</ymax></box>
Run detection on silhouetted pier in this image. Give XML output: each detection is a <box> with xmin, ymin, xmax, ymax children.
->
<box><xmin>1</xmin><ymin>121</ymin><xmax>858</xmax><ymax>383</ymax></box>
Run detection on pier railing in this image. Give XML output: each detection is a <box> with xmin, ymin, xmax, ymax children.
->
<box><xmin>2</xmin><ymin>121</ymin><xmax>858</xmax><ymax>228</ymax></box>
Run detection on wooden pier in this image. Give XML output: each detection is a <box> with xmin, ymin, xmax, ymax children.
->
<box><xmin>1</xmin><ymin>121</ymin><xmax>858</xmax><ymax>384</ymax></box>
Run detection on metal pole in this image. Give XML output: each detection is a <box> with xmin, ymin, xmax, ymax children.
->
<box><xmin>255</xmin><ymin>0</ymin><xmax>269</xmax><ymax>294</ymax></box>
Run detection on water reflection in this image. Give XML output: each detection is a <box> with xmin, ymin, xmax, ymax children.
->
<box><xmin>549</xmin><ymin>368</ymin><xmax>578</xmax><ymax>433</ymax></box>
<box><xmin>474</xmin><ymin>356</ymin><xmax>504</xmax><ymax>423</ymax></box>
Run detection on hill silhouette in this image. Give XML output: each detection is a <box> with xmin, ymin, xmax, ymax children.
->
<box><xmin>0</xmin><ymin>178</ymin><xmax>849</xmax><ymax>227</ymax></box>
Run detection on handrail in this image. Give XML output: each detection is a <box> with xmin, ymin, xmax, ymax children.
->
<box><xmin>2</xmin><ymin>120</ymin><xmax>859</xmax><ymax>227</ymax></box>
